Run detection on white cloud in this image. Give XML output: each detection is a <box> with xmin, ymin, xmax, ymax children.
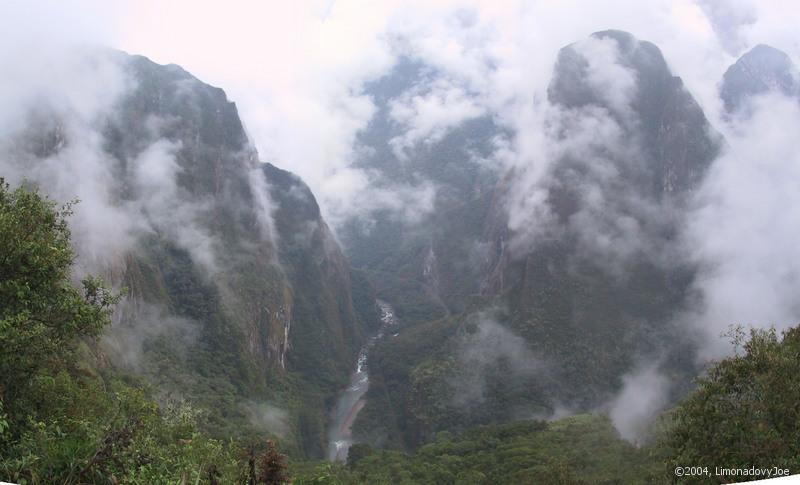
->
<box><xmin>5</xmin><ymin>0</ymin><xmax>800</xmax><ymax>443</ymax></box>
<box><xmin>685</xmin><ymin>93</ymin><xmax>800</xmax><ymax>359</ymax></box>
<box><xmin>609</xmin><ymin>363</ymin><xmax>670</xmax><ymax>442</ymax></box>
<box><xmin>388</xmin><ymin>77</ymin><xmax>485</xmax><ymax>159</ymax></box>
<box><xmin>88</xmin><ymin>0</ymin><xmax>746</xmax><ymax>227</ymax></box>
<box><xmin>575</xmin><ymin>36</ymin><xmax>639</xmax><ymax>117</ymax></box>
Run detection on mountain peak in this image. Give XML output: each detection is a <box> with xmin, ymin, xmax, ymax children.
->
<box><xmin>546</xmin><ymin>31</ymin><xmax>717</xmax><ymax>197</ymax></box>
<box><xmin>747</xmin><ymin>43</ymin><xmax>792</xmax><ymax>60</ymax></box>
<box><xmin>589</xmin><ymin>29</ymin><xmax>637</xmax><ymax>48</ymax></box>
<box><xmin>548</xmin><ymin>30</ymin><xmax>672</xmax><ymax>115</ymax></box>
<box><xmin>720</xmin><ymin>43</ymin><xmax>798</xmax><ymax>114</ymax></box>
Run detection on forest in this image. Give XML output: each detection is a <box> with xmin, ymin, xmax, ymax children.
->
<box><xmin>3</xmin><ymin>2</ymin><xmax>800</xmax><ymax>484</ymax></box>
<box><xmin>2</xmin><ymin>179</ymin><xmax>798</xmax><ymax>483</ymax></box>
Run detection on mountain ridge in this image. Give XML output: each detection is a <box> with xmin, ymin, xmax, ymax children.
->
<box><xmin>1</xmin><ymin>48</ymin><xmax>372</xmax><ymax>457</ymax></box>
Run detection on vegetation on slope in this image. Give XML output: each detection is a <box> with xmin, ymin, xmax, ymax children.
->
<box><xmin>294</xmin><ymin>414</ymin><xmax>659</xmax><ymax>484</ymax></box>
<box><xmin>5</xmin><ymin>161</ymin><xmax>800</xmax><ymax>484</ymax></box>
<box><xmin>663</xmin><ymin>326</ymin><xmax>800</xmax><ymax>482</ymax></box>
<box><xmin>0</xmin><ymin>179</ymin><xmax>291</xmax><ymax>484</ymax></box>
<box><xmin>341</xmin><ymin>325</ymin><xmax>800</xmax><ymax>484</ymax></box>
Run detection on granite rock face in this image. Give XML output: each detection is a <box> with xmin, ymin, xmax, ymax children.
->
<box><xmin>1</xmin><ymin>50</ymin><xmax>368</xmax><ymax>456</ymax></box>
<box><xmin>481</xmin><ymin>30</ymin><xmax>720</xmax><ymax>408</ymax></box>
<box><xmin>720</xmin><ymin>44</ymin><xmax>799</xmax><ymax>115</ymax></box>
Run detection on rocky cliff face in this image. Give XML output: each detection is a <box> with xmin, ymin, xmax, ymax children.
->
<box><xmin>0</xmin><ymin>50</ymin><xmax>368</xmax><ymax>456</ymax></box>
<box><xmin>720</xmin><ymin>44</ymin><xmax>799</xmax><ymax>115</ymax></box>
<box><xmin>340</xmin><ymin>59</ymin><xmax>500</xmax><ymax>324</ymax></box>
<box><xmin>481</xmin><ymin>31</ymin><xmax>720</xmax><ymax>407</ymax></box>
<box><xmin>263</xmin><ymin>162</ymin><xmax>366</xmax><ymax>387</ymax></box>
<box><xmin>349</xmin><ymin>31</ymin><xmax>726</xmax><ymax>449</ymax></box>
<box><xmin>546</xmin><ymin>30</ymin><xmax>715</xmax><ymax>191</ymax></box>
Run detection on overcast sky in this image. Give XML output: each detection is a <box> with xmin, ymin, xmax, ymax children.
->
<box><xmin>2</xmin><ymin>0</ymin><xmax>796</xmax><ymax>222</ymax></box>
<box><xmin>4</xmin><ymin>0</ymin><xmax>800</xmax><ymax>438</ymax></box>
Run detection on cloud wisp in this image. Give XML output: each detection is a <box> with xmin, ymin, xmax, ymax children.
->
<box><xmin>4</xmin><ymin>0</ymin><xmax>800</xmax><ymax>445</ymax></box>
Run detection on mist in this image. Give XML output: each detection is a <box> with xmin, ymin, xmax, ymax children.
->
<box><xmin>0</xmin><ymin>4</ymin><xmax>292</xmax><ymax>436</ymax></box>
<box><xmin>4</xmin><ymin>0</ymin><xmax>800</xmax><ymax>448</ymax></box>
<box><xmin>450</xmin><ymin>312</ymin><xmax>545</xmax><ymax>409</ymax></box>
<box><xmin>608</xmin><ymin>363</ymin><xmax>670</xmax><ymax>442</ymax></box>
<box><xmin>241</xmin><ymin>401</ymin><xmax>290</xmax><ymax>438</ymax></box>
<box><xmin>685</xmin><ymin>92</ymin><xmax>800</xmax><ymax>359</ymax></box>
<box><xmin>103</xmin><ymin>301</ymin><xmax>200</xmax><ymax>372</ymax></box>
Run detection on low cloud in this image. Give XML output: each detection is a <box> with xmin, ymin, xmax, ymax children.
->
<box><xmin>0</xmin><ymin>47</ymin><xmax>138</xmax><ymax>275</ymax></box>
<box><xmin>451</xmin><ymin>312</ymin><xmax>544</xmax><ymax>407</ymax></box>
<box><xmin>697</xmin><ymin>0</ymin><xmax>758</xmax><ymax>56</ymax></box>
<box><xmin>103</xmin><ymin>301</ymin><xmax>199</xmax><ymax>371</ymax></box>
<box><xmin>501</xmin><ymin>36</ymin><xmax>661</xmax><ymax>276</ymax></box>
<box><xmin>241</xmin><ymin>401</ymin><xmax>290</xmax><ymax>438</ymax></box>
<box><xmin>388</xmin><ymin>77</ymin><xmax>485</xmax><ymax>159</ymax></box>
<box><xmin>685</xmin><ymin>93</ymin><xmax>800</xmax><ymax>359</ymax></box>
<box><xmin>128</xmin><ymin>137</ymin><xmax>222</xmax><ymax>274</ymax></box>
<box><xmin>608</xmin><ymin>363</ymin><xmax>670</xmax><ymax>443</ymax></box>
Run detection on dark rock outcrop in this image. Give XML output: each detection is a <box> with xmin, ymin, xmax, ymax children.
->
<box><xmin>720</xmin><ymin>44</ymin><xmax>799</xmax><ymax>115</ymax></box>
<box><xmin>482</xmin><ymin>30</ymin><xmax>720</xmax><ymax>408</ymax></box>
<box><xmin>2</xmin><ymin>50</ymin><xmax>369</xmax><ymax>456</ymax></box>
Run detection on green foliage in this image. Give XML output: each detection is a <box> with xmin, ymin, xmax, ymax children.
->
<box><xmin>355</xmin><ymin>313</ymin><xmax>555</xmax><ymax>449</ymax></box>
<box><xmin>664</xmin><ymin>326</ymin><xmax>800</xmax><ymax>482</ymax></box>
<box><xmin>296</xmin><ymin>415</ymin><xmax>657</xmax><ymax>484</ymax></box>
<box><xmin>345</xmin><ymin>443</ymin><xmax>372</xmax><ymax>469</ymax></box>
<box><xmin>1</xmin><ymin>376</ymin><xmax>248</xmax><ymax>484</ymax></box>
<box><xmin>128</xmin><ymin>237</ymin><xmax>268</xmax><ymax>441</ymax></box>
<box><xmin>113</xmin><ymin>57</ymin><xmax>367</xmax><ymax>458</ymax></box>
<box><xmin>0</xmin><ymin>179</ymin><xmax>116</xmax><ymax>414</ymax></box>
<box><xmin>0</xmin><ymin>180</ymin><xmax>287</xmax><ymax>483</ymax></box>
<box><xmin>0</xmin><ymin>178</ymin><xmax>118</xmax><ymax>432</ymax></box>
<box><xmin>290</xmin><ymin>461</ymin><xmax>350</xmax><ymax>485</ymax></box>
<box><xmin>353</xmin><ymin>316</ymin><xmax>460</xmax><ymax>448</ymax></box>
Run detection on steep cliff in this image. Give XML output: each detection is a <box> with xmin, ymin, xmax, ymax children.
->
<box><xmin>480</xmin><ymin>30</ymin><xmax>720</xmax><ymax>405</ymax></box>
<box><xmin>340</xmin><ymin>59</ymin><xmax>500</xmax><ymax>324</ymax></box>
<box><xmin>0</xmin><ymin>50</ymin><xmax>369</xmax><ymax>457</ymax></box>
<box><xmin>355</xmin><ymin>31</ymin><xmax>722</xmax><ymax>448</ymax></box>
<box><xmin>720</xmin><ymin>44</ymin><xmax>799</xmax><ymax>115</ymax></box>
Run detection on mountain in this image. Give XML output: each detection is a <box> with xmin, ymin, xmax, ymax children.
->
<box><xmin>483</xmin><ymin>27</ymin><xmax>720</xmax><ymax>402</ymax></box>
<box><xmin>339</xmin><ymin>59</ymin><xmax>501</xmax><ymax>324</ymax></box>
<box><xmin>352</xmin><ymin>30</ymin><xmax>722</xmax><ymax>448</ymax></box>
<box><xmin>720</xmin><ymin>44</ymin><xmax>799</xmax><ymax>115</ymax></box>
<box><xmin>1</xmin><ymin>50</ymin><xmax>375</xmax><ymax>457</ymax></box>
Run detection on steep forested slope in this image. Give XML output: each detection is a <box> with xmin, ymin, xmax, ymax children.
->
<box><xmin>5</xmin><ymin>26</ymin><xmax>800</xmax><ymax>484</ymax></box>
<box><xmin>354</xmin><ymin>30</ymin><xmax>722</xmax><ymax>448</ymax></box>
<box><xmin>482</xmin><ymin>29</ymin><xmax>720</xmax><ymax>406</ymax></box>
<box><xmin>0</xmin><ymin>50</ymin><xmax>374</xmax><ymax>456</ymax></box>
<box><xmin>340</xmin><ymin>59</ymin><xmax>501</xmax><ymax>324</ymax></box>
<box><xmin>295</xmin><ymin>414</ymin><xmax>659</xmax><ymax>484</ymax></box>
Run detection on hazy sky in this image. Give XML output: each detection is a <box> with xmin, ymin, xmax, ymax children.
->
<box><xmin>4</xmin><ymin>0</ymin><xmax>800</xmax><ymax>340</ymax></box>
<box><xmin>4</xmin><ymin>0</ymin><xmax>800</xmax><ymax>440</ymax></box>
<box><xmin>3</xmin><ymin>0</ymin><xmax>797</xmax><ymax>222</ymax></box>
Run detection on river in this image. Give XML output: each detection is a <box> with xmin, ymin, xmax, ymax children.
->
<box><xmin>327</xmin><ymin>300</ymin><xmax>396</xmax><ymax>461</ymax></box>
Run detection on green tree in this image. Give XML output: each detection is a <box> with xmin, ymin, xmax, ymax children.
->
<box><xmin>665</xmin><ymin>326</ymin><xmax>800</xmax><ymax>481</ymax></box>
<box><xmin>0</xmin><ymin>179</ymin><xmax>121</xmax><ymax>483</ymax></box>
<box><xmin>0</xmin><ymin>179</ymin><xmax>248</xmax><ymax>484</ymax></box>
<box><xmin>0</xmin><ymin>178</ymin><xmax>117</xmax><ymax>478</ymax></box>
<box><xmin>346</xmin><ymin>443</ymin><xmax>373</xmax><ymax>469</ymax></box>
<box><xmin>0</xmin><ymin>178</ymin><xmax>117</xmax><ymax>429</ymax></box>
